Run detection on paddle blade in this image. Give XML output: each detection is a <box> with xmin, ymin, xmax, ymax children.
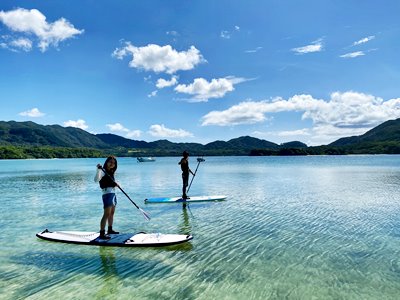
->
<box><xmin>140</xmin><ymin>208</ymin><xmax>151</xmax><ymax>221</ymax></box>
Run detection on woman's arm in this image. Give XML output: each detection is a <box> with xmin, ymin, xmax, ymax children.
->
<box><xmin>94</xmin><ymin>164</ymin><xmax>104</xmax><ymax>182</ymax></box>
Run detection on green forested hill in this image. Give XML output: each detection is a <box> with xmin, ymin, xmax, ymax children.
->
<box><xmin>327</xmin><ymin>118</ymin><xmax>400</xmax><ymax>154</ymax></box>
<box><xmin>1</xmin><ymin>118</ymin><xmax>400</xmax><ymax>158</ymax></box>
<box><xmin>0</xmin><ymin>120</ymin><xmax>287</xmax><ymax>158</ymax></box>
<box><xmin>98</xmin><ymin>133</ymin><xmax>280</xmax><ymax>155</ymax></box>
<box><xmin>280</xmin><ymin>141</ymin><xmax>308</xmax><ymax>148</ymax></box>
<box><xmin>0</xmin><ymin>121</ymin><xmax>108</xmax><ymax>148</ymax></box>
<box><xmin>96</xmin><ymin>133</ymin><xmax>150</xmax><ymax>148</ymax></box>
<box><xmin>227</xmin><ymin>136</ymin><xmax>279</xmax><ymax>149</ymax></box>
<box><xmin>330</xmin><ymin>118</ymin><xmax>400</xmax><ymax>146</ymax></box>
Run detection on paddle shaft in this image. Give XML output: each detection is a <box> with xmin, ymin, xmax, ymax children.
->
<box><xmin>187</xmin><ymin>159</ymin><xmax>202</xmax><ymax>193</ymax></box>
<box><xmin>117</xmin><ymin>185</ymin><xmax>140</xmax><ymax>209</ymax></box>
<box><xmin>100</xmin><ymin>167</ymin><xmax>140</xmax><ymax>208</ymax></box>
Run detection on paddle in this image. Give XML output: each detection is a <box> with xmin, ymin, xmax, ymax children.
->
<box><xmin>100</xmin><ymin>167</ymin><xmax>151</xmax><ymax>221</ymax></box>
<box><xmin>187</xmin><ymin>156</ymin><xmax>203</xmax><ymax>194</ymax></box>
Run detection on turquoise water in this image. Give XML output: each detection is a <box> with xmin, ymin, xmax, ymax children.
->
<box><xmin>1</xmin><ymin>156</ymin><xmax>400</xmax><ymax>299</ymax></box>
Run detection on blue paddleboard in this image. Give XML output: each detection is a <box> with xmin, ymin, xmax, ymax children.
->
<box><xmin>145</xmin><ymin>195</ymin><xmax>227</xmax><ymax>204</ymax></box>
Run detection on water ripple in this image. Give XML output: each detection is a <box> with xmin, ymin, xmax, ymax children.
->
<box><xmin>2</xmin><ymin>156</ymin><xmax>400</xmax><ymax>299</ymax></box>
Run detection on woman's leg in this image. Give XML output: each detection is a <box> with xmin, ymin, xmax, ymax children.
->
<box><xmin>108</xmin><ymin>205</ymin><xmax>115</xmax><ymax>227</ymax></box>
<box><xmin>182</xmin><ymin>174</ymin><xmax>188</xmax><ymax>198</ymax></box>
<box><xmin>107</xmin><ymin>205</ymin><xmax>119</xmax><ymax>234</ymax></box>
<box><xmin>100</xmin><ymin>206</ymin><xmax>112</xmax><ymax>231</ymax></box>
<box><xmin>182</xmin><ymin>185</ymin><xmax>186</xmax><ymax>198</ymax></box>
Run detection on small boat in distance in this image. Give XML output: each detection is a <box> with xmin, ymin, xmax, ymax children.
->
<box><xmin>197</xmin><ymin>157</ymin><xmax>205</xmax><ymax>162</ymax></box>
<box><xmin>137</xmin><ymin>157</ymin><xmax>156</xmax><ymax>162</ymax></box>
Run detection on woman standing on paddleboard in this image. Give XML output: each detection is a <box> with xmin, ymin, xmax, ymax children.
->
<box><xmin>179</xmin><ymin>151</ymin><xmax>195</xmax><ymax>201</ymax></box>
<box><xmin>94</xmin><ymin>156</ymin><xmax>120</xmax><ymax>240</ymax></box>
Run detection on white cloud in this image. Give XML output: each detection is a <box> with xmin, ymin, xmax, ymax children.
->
<box><xmin>19</xmin><ymin>107</ymin><xmax>45</xmax><ymax>117</ymax></box>
<box><xmin>256</xmin><ymin>125</ymin><xmax>369</xmax><ymax>146</ymax></box>
<box><xmin>309</xmin><ymin>124</ymin><xmax>369</xmax><ymax>145</ymax></box>
<box><xmin>64</xmin><ymin>119</ymin><xmax>88</xmax><ymax>130</ymax></box>
<box><xmin>221</xmin><ymin>26</ymin><xmax>240</xmax><ymax>39</ymax></box>
<box><xmin>9</xmin><ymin>37</ymin><xmax>32</xmax><ymax>51</ymax></box>
<box><xmin>201</xmin><ymin>91</ymin><xmax>400</xmax><ymax>144</ymax></box>
<box><xmin>148</xmin><ymin>124</ymin><xmax>193</xmax><ymax>138</ymax></box>
<box><xmin>107</xmin><ymin>123</ymin><xmax>129</xmax><ymax>132</ymax></box>
<box><xmin>0</xmin><ymin>8</ymin><xmax>83</xmax><ymax>52</ymax></box>
<box><xmin>106</xmin><ymin>123</ymin><xmax>142</xmax><ymax>138</ymax></box>
<box><xmin>245</xmin><ymin>47</ymin><xmax>262</xmax><ymax>53</ymax></box>
<box><xmin>147</xmin><ymin>90</ymin><xmax>158</xmax><ymax>98</ymax></box>
<box><xmin>292</xmin><ymin>39</ymin><xmax>323</xmax><ymax>54</ymax></box>
<box><xmin>174</xmin><ymin>76</ymin><xmax>249</xmax><ymax>101</ymax></box>
<box><xmin>202</xmin><ymin>101</ymin><xmax>271</xmax><ymax>126</ymax></box>
<box><xmin>112</xmin><ymin>43</ymin><xmax>205</xmax><ymax>74</ymax></box>
<box><xmin>126</xmin><ymin>130</ymin><xmax>142</xmax><ymax>138</ymax></box>
<box><xmin>203</xmin><ymin>92</ymin><xmax>400</xmax><ymax>127</ymax></box>
<box><xmin>156</xmin><ymin>76</ymin><xmax>178</xmax><ymax>89</ymax></box>
<box><xmin>276</xmin><ymin>129</ymin><xmax>311</xmax><ymax>137</ymax></box>
<box><xmin>353</xmin><ymin>35</ymin><xmax>375</xmax><ymax>46</ymax></box>
<box><xmin>220</xmin><ymin>30</ymin><xmax>231</xmax><ymax>39</ymax></box>
<box><xmin>340</xmin><ymin>51</ymin><xmax>365</xmax><ymax>58</ymax></box>
<box><xmin>166</xmin><ymin>30</ymin><xmax>179</xmax><ymax>37</ymax></box>
<box><xmin>252</xmin><ymin>129</ymin><xmax>311</xmax><ymax>143</ymax></box>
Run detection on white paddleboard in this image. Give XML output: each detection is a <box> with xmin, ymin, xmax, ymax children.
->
<box><xmin>36</xmin><ymin>229</ymin><xmax>193</xmax><ymax>247</ymax></box>
<box><xmin>145</xmin><ymin>195</ymin><xmax>227</xmax><ymax>204</ymax></box>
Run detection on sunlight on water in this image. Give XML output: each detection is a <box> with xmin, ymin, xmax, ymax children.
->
<box><xmin>1</xmin><ymin>156</ymin><xmax>400</xmax><ymax>299</ymax></box>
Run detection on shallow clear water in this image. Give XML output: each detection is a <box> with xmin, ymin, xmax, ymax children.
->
<box><xmin>1</xmin><ymin>156</ymin><xmax>400</xmax><ymax>299</ymax></box>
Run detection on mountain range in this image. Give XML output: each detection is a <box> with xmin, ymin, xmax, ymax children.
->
<box><xmin>0</xmin><ymin>118</ymin><xmax>399</xmax><ymax>158</ymax></box>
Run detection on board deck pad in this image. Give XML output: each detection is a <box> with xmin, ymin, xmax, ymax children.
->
<box><xmin>145</xmin><ymin>195</ymin><xmax>227</xmax><ymax>204</ymax></box>
<box><xmin>36</xmin><ymin>229</ymin><xmax>193</xmax><ymax>247</ymax></box>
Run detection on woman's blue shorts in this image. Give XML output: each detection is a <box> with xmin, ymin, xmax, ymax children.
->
<box><xmin>102</xmin><ymin>193</ymin><xmax>117</xmax><ymax>209</ymax></box>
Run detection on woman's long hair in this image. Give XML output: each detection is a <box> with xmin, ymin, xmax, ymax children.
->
<box><xmin>103</xmin><ymin>155</ymin><xmax>117</xmax><ymax>175</ymax></box>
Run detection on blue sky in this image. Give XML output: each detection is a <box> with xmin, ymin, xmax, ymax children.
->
<box><xmin>1</xmin><ymin>1</ymin><xmax>399</xmax><ymax>146</ymax></box>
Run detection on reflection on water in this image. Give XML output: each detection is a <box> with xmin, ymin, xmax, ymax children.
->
<box><xmin>1</xmin><ymin>156</ymin><xmax>400</xmax><ymax>299</ymax></box>
<box><xmin>97</xmin><ymin>247</ymin><xmax>118</xmax><ymax>299</ymax></box>
<box><xmin>15</xmin><ymin>172</ymin><xmax>90</xmax><ymax>193</ymax></box>
<box><xmin>178</xmin><ymin>206</ymin><xmax>192</xmax><ymax>235</ymax></box>
<box><xmin>99</xmin><ymin>247</ymin><xmax>117</xmax><ymax>278</ymax></box>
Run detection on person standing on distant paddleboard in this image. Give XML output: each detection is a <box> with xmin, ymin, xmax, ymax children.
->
<box><xmin>94</xmin><ymin>156</ymin><xmax>120</xmax><ymax>240</ymax></box>
<box><xmin>179</xmin><ymin>151</ymin><xmax>195</xmax><ymax>201</ymax></box>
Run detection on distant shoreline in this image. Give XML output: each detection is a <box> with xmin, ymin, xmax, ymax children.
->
<box><xmin>2</xmin><ymin>119</ymin><xmax>400</xmax><ymax>158</ymax></box>
<box><xmin>1</xmin><ymin>144</ymin><xmax>399</xmax><ymax>160</ymax></box>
